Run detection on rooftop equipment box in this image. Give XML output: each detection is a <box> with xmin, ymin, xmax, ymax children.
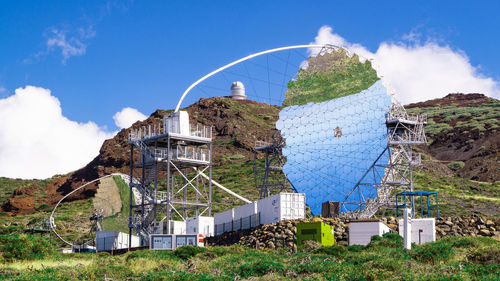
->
<box><xmin>296</xmin><ymin>221</ymin><xmax>335</xmax><ymax>246</ymax></box>
<box><xmin>150</xmin><ymin>234</ymin><xmax>202</xmax><ymax>250</ymax></box>
<box><xmin>398</xmin><ymin>218</ymin><xmax>436</xmax><ymax>244</ymax></box>
<box><xmin>186</xmin><ymin>216</ymin><xmax>214</xmax><ymax>237</ymax></box>
<box><xmin>257</xmin><ymin>193</ymin><xmax>306</xmax><ymax>225</ymax></box>
<box><xmin>165</xmin><ymin>111</ymin><xmax>190</xmax><ymax>135</ymax></box>
<box><xmin>96</xmin><ymin>231</ymin><xmax>140</xmax><ymax>252</ymax></box>
<box><xmin>348</xmin><ymin>221</ymin><xmax>390</xmax><ymax>246</ymax></box>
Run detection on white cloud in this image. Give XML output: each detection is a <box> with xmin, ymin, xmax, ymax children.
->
<box><xmin>46</xmin><ymin>26</ymin><xmax>96</xmax><ymax>64</ymax></box>
<box><xmin>310</xmin><ymin>25</ymin><xmax>500</xmax><ymax>104</ymax></box>
<box><xmin>113</xmin><ymin>107</ymin><xmax>147</xmax><ymax>129</ymax></box>
<box><xmin>0</xmin><ymin>86</ymin><xmax>115</xmax><ymax>179</ymax></box>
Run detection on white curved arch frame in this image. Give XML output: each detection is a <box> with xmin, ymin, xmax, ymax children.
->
<box><xmin>175</xmin><ymin>44</ymin><xmax>341</xmax><ymax>112</ymax></box>
<box><xmin>49</xmin><ymin>173</ymin><xmax>125</xmax><ymax>247</ymax></box>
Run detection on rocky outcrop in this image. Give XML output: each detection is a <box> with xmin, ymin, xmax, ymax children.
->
<box><xmin>206</xmin><ymin>215</ymin><xmax>500</xmax><ymax>249</ymax></box>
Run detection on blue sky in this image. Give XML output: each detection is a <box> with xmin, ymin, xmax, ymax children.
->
<box><xmin>1</xmin><ymin>1</ymin><xmax>499</xmax><ymax>129</ymax></box>
<box><xmin>1</xmin><ymin>1</ymin><xmax>500</xmax><ymax>178</ymax></box>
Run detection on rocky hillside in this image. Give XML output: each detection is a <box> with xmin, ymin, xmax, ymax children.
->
<box><xmin>2</xmin><ymin>97</ymin><xmax>279</xmax><ymax>214</ymax></box>
<box><xmin>406</xmin><ymin>93</ymin><xmax>499</xmax><ymax>182</ymax></box>
<box><xmin>1</xmin><ymin>93</ymin><xmax>499</xmax><ymax>217</ymax></box>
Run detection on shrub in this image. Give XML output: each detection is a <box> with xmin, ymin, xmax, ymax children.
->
<box><xmin>229</xmin><ymin>154</ymin><xmax>245</xmax><ymax>160</ymax></box>
<box><xmin>467</xmin><ymin>246</ymin><xmax>500</xmax><ymax>265</ymax></box>
<box><xmin>237</xmin><ymin>259</ymin><xmax>284</xmax><ymax>278</ymax></box>
<box><xmin>0</xmin><ymin>234</ymin><xmax>55</xmax><ymax>261</ymax></box>
<box><xmin>312</xmin><ymin>245</ymin><xmax>347</xmax><ymax>257</ymax></box>
<box><xmin>347</xmin><ymin>244</ymin><xmax>365</xmax><ymax>252</ymax></box>
<box><xmin>447</xmin><ymin>161</ymin><xmax>465</xmax><ymax>171</ymax></box>
<box><xmin>367</xmin><ymin>233</ymin><xmax>403</xmax><ymax>248</ymax></box>
<box><xmin>174</xmin><ymin>245</ymin><xmax>207</xmax><ymax>260</ymax></box>
<box><xmin>411</xmin><ymin>241</ymin><xmax>454</xmax><ymax>264</ymax></box>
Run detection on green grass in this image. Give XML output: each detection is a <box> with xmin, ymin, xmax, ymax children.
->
<box><xmin>0</xmin><ymin>234</ymin><xmax>498</xmax><ymax>280</ymax></box>
<box><xmin>413</xmin><ymin>171</ymin><xmax>500</xmax><ymax>217</ymax></box>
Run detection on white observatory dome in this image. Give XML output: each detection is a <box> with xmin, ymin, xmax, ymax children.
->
<box><xmin>230</xmin><ymin>81</ymin><xmax>246</xmax><ymax>100</ymax></box>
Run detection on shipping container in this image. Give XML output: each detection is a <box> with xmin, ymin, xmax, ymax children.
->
<box><xmin>348</xmin><ymin>221</ymin><xmax>390</xmax><ymax>246</ymax></box>
<box><xmin>214</xmin><ymin>209</ymin><xmax>234</xmax><ymax>235</ymax></box>
<box><xmin>96</xmin><ymin>231</ymin><xmax>140</xmax><ymax>251</ymax></box>
<box><xmin>296</xmin><ymin>221</ymin><xmax>335</xmax><ymax>246</ymax></box>
<box><xmin>398</xmin><ymin>218</ymin><xmax>435</xmax><ymax>244</ymax></box>
<box><xmin>257</xmin><ymin>193</ymin><xmax>305</xmax><ymax>225</ymax></box>
<box><xmin>186</xmin><ymin>216</ymin><xmax>214</xmax><ymax>237</ymax></box>
<box><xmin>234</xmin><ymin>202</ymin><xmax>258</xmax><ymax>230</ymax></box>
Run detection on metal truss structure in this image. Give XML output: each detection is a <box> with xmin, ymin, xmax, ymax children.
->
<box><xmin>254</xmin><ymin>131</ymin><xmax>295</xmax><ymax>199</ymax></box>
<box><xmin>128</xmin><ymin>118</ymin><xmax>213</xmax><ymax>245</ymax></box>
<box><xmin>340</xmin><ymin>102</ymin><xmax>427</xmax><ymax>218</ymax></box>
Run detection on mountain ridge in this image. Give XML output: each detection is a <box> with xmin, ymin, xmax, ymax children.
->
<box><xmin>1</xmin><ymin>93</ymin><xmax>499</xmax><ymax>216</ymax></box>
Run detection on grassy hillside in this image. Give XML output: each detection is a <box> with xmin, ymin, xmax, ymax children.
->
<box><xmin>0</xmin><ymin>233</ymin><xmax>498</xmax><ymax>280</ymax></box>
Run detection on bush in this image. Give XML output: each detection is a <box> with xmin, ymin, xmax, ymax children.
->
<box><xmin>174</xmin><ymin>245</ymin><xmax>207</xmax><ymax>260</ymax></box>
<box><xmin>0</xmin><ymin>234</ymin><xmax>55</xmax><ymax>262</ymax></box>
<box><xmin>367</xmin><ymin>233</ymin><xmax>403</xmax><ymax>248</ymax></box>
<box><xmin>237</xmin><ymin>259</ymin><xmax>284</xmax><ymax>278</ymax></box>
<box><xmin>347</xmin><ymin>244</ymin><xmax>365</xmax><ymax>252</ymax></box>
<box><xmin>312</xmin><ymin>245</ymin><xmax>347</xmax><ymax>257</ymax></box>
<box><xmin>447</xmin><ymin>161</ymin><xmax>465</xmax><ymax>171</ymax></box>
<box><xmin>467</xmin><ymin>246</ymin><xmax>500</xmax><ymax>265</ymax></box>
<box><xmin>229</xmin><ymin>154</ymin><xmax>245</xmax><ymax>160</ymax></box>
<box><xmin>411</xmin><ymin>241</ymin><xmax>454</xmax><ymax>264</ymax></box>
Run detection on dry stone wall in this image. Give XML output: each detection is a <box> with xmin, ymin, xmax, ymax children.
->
<box><xmin>206</xmin><ymin>215</ymin><xmax>500</xmax><ymax>249</ymax></box>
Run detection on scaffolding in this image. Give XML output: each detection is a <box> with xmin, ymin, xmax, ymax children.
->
<box><xmin>340</xmin><ymin>102</ymin><xmax>427</xmax><ymax>218</ymax></box>
<box><xmin>254</xmin><ymin>131</ymin><xmax>295</xmax><ymax>199</ymax></box>
<box><xmin>128</xmin><ymin>112</ymin><xmax>213</xmax><ymax>245</ymax></box>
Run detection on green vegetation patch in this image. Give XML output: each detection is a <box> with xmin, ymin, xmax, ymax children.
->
<box><xmin>283</xmin><ymin>48</ymin><xmax>379</xmax><ymax>107</ymax></box>
<box><xmin>0</xmin><ymin>236</ymin><xmax>499</xmax><ymax>280</ymax></box>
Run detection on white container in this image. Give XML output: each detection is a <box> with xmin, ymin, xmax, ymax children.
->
<box><xmin>398</xmin><ymin>218</ymin><xmax>436</xmax><ymax>244</ymax></box>
<box><xmin>186</xmin><ymin>216</ymin><xmax>214</xmax><ymax>237</ymax></box>
<box><xmin>165</xmin><ymin>111</ymin><xmax>190</xmax><ymax>136</ymax></box>
<box><xmin>153</xmin><ymin>220</ymin><xmax>186</xmax><ymax>234</ymax></box>
<box><xmin>257</xmin><ymin>193</ymin><xmax>306</xmax><ymax>225</ymax></box>
<box><xmin>349</xmin><ymin>221</ymin><xmax>391</xmax><ymax>246</ymax></box>
<box><xmin>234</xmin><ymin>202</ymin><xmax>258</xmax><ymax>230</ymax></box>
<box><xmin>96</xmin><ymin>231</ymin><xmax>140</xmax><ymax>251</ymax></box>
<box><xmin>234</xmin><ymin>202</ymin><xmax>257</xmax><ymax>220</ymax></box>
<box><xmin>214</xmin><ymin>209</ymin><xmax>234</xmax><ymax>235</ymax></box>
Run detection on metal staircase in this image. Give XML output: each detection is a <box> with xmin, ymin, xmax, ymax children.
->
<box><xmin>340</xmin><ymin>102</ymin><xmax>427</xmax><ymax>218</ymax></box>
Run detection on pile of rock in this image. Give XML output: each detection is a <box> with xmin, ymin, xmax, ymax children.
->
<box><xmin>205</xmin><ymin>215</ymin><xmax>500</xmax><ymax>249</ymax></box>
<box><xmin>434</xmin><ymin>216</ymin><xmax>499</xmax><ymax>238</ymax></box>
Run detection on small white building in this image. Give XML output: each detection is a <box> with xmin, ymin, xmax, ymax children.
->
<box><xmin>96</xmin><ymin>231</ymin><xmax>140</xmax><ymax>251</ymax></box>
<box><xmin>186</xmin><ymin>216</ymin><xmax>214</xmax><ymax>237</ymax></box>
<box><xmin>398</xmin><ymin>217</ymin><xmax>436</xmax><ymax>244</ymax></box>
<box><xmin>348</xmin><ymin>220</ymin><xmax>391</xmax><ymax>246</ymax></box>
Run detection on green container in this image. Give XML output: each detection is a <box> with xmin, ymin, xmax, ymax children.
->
<box><xmin>296</xmin><ymin>221</ymin><xmax>335</xmax><ymax>246</ymax></box>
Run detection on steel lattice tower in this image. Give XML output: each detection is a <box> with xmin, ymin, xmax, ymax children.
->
<box><xmin>128</xmin><ymin>113</ymin><xmax>213</xmax><ymax>245</ymax></box>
